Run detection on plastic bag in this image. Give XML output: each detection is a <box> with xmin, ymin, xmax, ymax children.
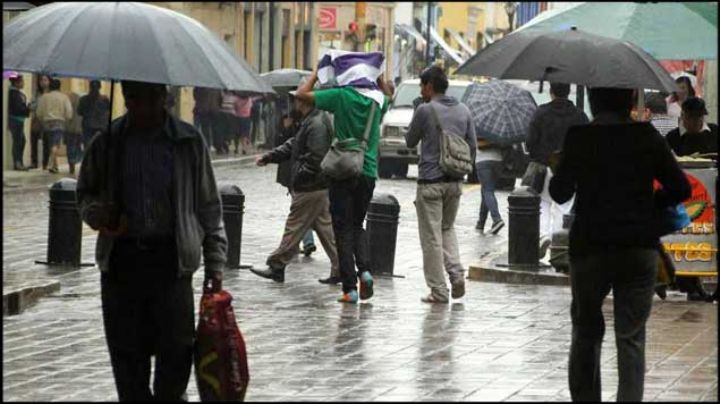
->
<box><xmin>194</xmin><ymin>290</ymin><xmax>249</xmax><ymax>401</ymax></box>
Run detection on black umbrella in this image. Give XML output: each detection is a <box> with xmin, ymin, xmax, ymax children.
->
<box><xmin>260</xmin><ymin>69</ymin><xmax>312</xmax><ymax>88</ymax></box>
<box><xmin>456</xmin><ymin>27</ymin><xmax>677</xmax><ymax>93</ymax></box>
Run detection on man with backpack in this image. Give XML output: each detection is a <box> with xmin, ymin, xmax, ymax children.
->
<box><xmin>405</xmin><ymin>66</ymin><xmax>477</xmax><ymax>303</ymax></box>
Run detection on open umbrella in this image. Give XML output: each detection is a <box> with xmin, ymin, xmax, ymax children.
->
<box><xmin>260</xmin><ymin>69</ymin><xmax>311</xmax><ymax>88</ymax></box>
<box><xmin>455</xmin><ymin>27</ymin><xmax>677</xmax><ymax>93</ymax></box>
<box><xmin>464</xmin><ymin>80</ymin><xmax>537</xmax><ymax>146</ymax></box>
<box><xmin>516</xmin><ymin>2</ymin><xmax>717</xmax><ymax>60</ymax></box>
<box><xmin>3</xmin><ymin>2</ymin><xmax>274</xmax><ymax>94</ymax></box>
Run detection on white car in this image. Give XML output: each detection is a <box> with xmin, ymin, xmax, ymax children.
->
<box><xmin>379</xmin><ymin>78</ymin><xmax>474</xmax><ymax>178</ymax></box>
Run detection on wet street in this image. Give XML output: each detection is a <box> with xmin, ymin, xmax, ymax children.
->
<box><xmin>3</xmin><ymin>163</ymin><xmax>718</xmax><ymax>402</ymax></box>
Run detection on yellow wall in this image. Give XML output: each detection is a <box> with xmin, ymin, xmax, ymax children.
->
<box><xmin>436</xmin><ymin>2</ymin><xmax>471</xmax><ymax>49</ymax></box>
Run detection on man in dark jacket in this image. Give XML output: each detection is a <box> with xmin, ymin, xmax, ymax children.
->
<box><xmin>77</xmin><ymin>81</ymin><xmax>226</xmax><ymax>401</ymax></box>
<box><xmin>8</xmin><ymin>74</ymin><xmax>30</xmax><ymax>170</ymax></box>
<box><xmin>665</xmin><ymin>97</ymin><xmax>718</xmax><ymax>159</ymax></box>
<box><xmin>550</xmin><ymin>87</ymin><xmax>691</xmax><ymax>402</ymax></box>
<box><xmin>77</xmin><ymin>80</ymin><xmax>111</xmax><ymax>153</ymax></box>
<box><xmin>524</xmin><ymin>82</ymin><xmax>589</xmax><ymax>258</ymax></box>
<box><xmin>251</xmin><ymin>93</ymin><xmax>340</xmax><ymax>284</ymax></box>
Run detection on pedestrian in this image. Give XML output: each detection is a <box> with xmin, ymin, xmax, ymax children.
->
<box><xmin>219</xmin><ymin>90</ymin><xmax>239</xmax><ymax>155</ymax></box>
<box><xmin>193</xmin><ymin>87</ymin><xmax>221</xmax><ymax>151</ymax></box>
<box><xmin>646</xmin><ymin>92</ymin><xmax>678</xmax><ymax>136</ymax></box>
<box><xmin>65</xmin><ymin>90</ymin><xmax>84</xmax><ymax>175</ymax></box>
<box><xmin>78</xmin><ymin>80</ymin><xmax>111</xmax><ymax>153</ymax></box>
<box><xmin>665</xmin><ymin>97</ymin><xmax>718</xmax><ymax>158</ymax></box>
<box><xmin>405</xmin><ymin>66</ymin><xmax>476</xmax><ymax>303</ymax></box>
<box><xmin>250</xmin><ymin>91</ymin><xmax>340</xmax><ymax>285</ymax></box>
<box><xmin>294</xmin><ymin>63</ymin><xmax>393</xmax><ymax>304</ymax></box>
<box><xmin>549</xmin><ymin>87</ymin><xmax>691</xmax><ymax>402</ymax></box>
<box><xmin>76</xmin><ymin>80</ymin><xmax>226</xmax><ymax>401</ymax></box>
<box><xmin>234</xmin><ymin>95</ymin><xmax>253</xmax><ymax>155</ymax></box>
<box><xmin>523</xmin><ymin>82</ymin><xmax>589</xmax><ymax>258</ymax></box>
<box><xmin>474</xmin><ymin>136</ymin><xmax>504</xmax><ymax>235</ymax></box>
<box><xmin>666</xmin><ymin>75</ymin><xmax>695</xmax><ymax>123</ymax></box>
<box><xmin>29</xmin><ymin>74</ymin><xmax>51</xmax><ymax>170</ymax></box>
<box><xmin>36</xmin><ymin>78</ymin><xmax>73</xmax><ymax>173</ymax></box>
<box><xmin>7</xmin><ymin>73</ymin><xmax>30</xmax><ymax>171</ymax></box>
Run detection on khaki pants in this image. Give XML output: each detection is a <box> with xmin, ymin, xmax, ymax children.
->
<box><xmin>415</xmin><ymin>182</ymin><xmax>464</xmax><ymax>301</ymax></box>
<box><xmin>267</xmin><ymin>189</ymin><xmax>339</xmax><ymax>276</ymax></box>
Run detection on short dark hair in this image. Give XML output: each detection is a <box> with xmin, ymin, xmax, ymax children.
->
<box><xmin>681</xmin><ymin>97</ymin><xmax>708</xmax><ymax>116</ymax></box>
<box><xmin>121</xmin><ymin>80</ymin><xmax>167</xmax><ymax>100</ymax></box>
<box><xmin>550</xmin><ymin>82</ymin><xmax>571</xmax><ymax>98</ymax></box>
<box><xmin>9</xmin><ymin>76</ymin><xmax>23</xmax><ymax>86</ymax></box>
<box><xmin>49</xmin><ymin>78</ymin><xmax>61</xmax><ymax>91</ymax></box>
<box><xmin>675</xmin><ymin>76</ymin><xmax>696</xmax><ymax>97</ymax></box>
<box><xmin>645</xmin><ymin>92</ymin><xmax>667</xmax><ymax>114</ymax></box>
<box><xmin>419</xmin><ymin>65</ymin><xmax>448</xmax><ymax>94</ymax></box>
<box><xmin>588</xmin><ymin>87</ymin><xmax>634</xmax><ymax>117</ymax></box>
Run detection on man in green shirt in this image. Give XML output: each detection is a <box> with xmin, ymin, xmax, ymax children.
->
<box><xmin>295</xmin><ymin>69</ymin><xmax>392</xmax><ymax>303</ymax></box>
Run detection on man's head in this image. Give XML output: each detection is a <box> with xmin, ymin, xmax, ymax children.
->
<box><xmin>645</xmin><ymin>92</ymin><xmax>668</xmax><ymax>115</ymax></box>
<box><xmin>419</xmin><ymin>65</ymin><xmax>448</xmax><ymax>102</ymax></box>
<box><xmin>49</xmin><ymin>78</ymin><xmax>62</xmax><ymax>92</ymax></box>
<box><xmin>38</xmin><ymin>74</ymin><xmax>50</xmax><ymax>92</ymax></box>
<box><xmin>588</xmin><ymin>87</ymin><xmax>634</xmax><ymax>118</ymax></box>
<box><xmin>89</xmin><ymin>80</ymin><xmax>101</xmax><ymax>93</ymax></box>
<box><xmin>121</xmin><ymin>80</ymin><xmax>167</xmax><ymax>128</ymax></box>
<box><xmin>681</xmin><ymin>97</ymin><xmax>707</xmax><ymax>133</ymax></box>
<box><xmin>9</xmin><ymin>75</ymin><xmax>23</xmax><ymax>89</ymax></box>
<box><xmin>549</xmin><ymin>82</ymin><xmax>571</xmax><ymax>100</ymax></box>
<box><xmin>292</xmin><ymin>80</ymin><xmax>315</xmax><ymax>117</ymax></box>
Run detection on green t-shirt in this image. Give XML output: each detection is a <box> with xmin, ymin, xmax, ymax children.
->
<box><xmin>314</xmin><ymin>87</ymin><xmax>389</xmax><ymax>179</ymax></box>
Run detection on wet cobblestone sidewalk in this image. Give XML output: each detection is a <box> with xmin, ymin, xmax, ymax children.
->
<box><xmin>3</xmin><ymin>164</ymin><xmax>718</xmax><ymax>401</ymax></box>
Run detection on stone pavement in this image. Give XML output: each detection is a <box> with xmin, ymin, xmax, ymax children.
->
<box><xmin>3</xmin><ymin>164</ymin><xmax>718</xmax><ymax>401</ymax></box>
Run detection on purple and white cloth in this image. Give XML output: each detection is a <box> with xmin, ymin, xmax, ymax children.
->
<box><xmin>317</xmin><ymin>50</ymin><xmax>386</xmax><ymax>106</ymax></box>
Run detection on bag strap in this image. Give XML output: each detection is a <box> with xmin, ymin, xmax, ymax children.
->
<box><xmin>360</xmin><ymin>101</ymin><xmax>377</xmax><ymax>145</ymax></box>
<box><xmin>428</xmin><ymin>103</ymin><xmax>446</xmax><ymax>154</ymax></box>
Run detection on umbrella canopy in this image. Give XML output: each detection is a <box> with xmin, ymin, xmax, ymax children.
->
<box><xmin>464</xmin><ymin>80</ymin><xmax>537</xmax><ymax>146</ymax></box>
<box><xmin>3</xmin><ymin>2</ymin><xmax>274</xmax><ymax>94</ymax></box>
<box><xmin>516</xmin><ymin>2</ymin><xmax>717</xmax><ymax>60</ymax></box>
<box><xmin>455</xmin><ymin>28</ymin><xmax>677</xmax><ymax>93</ymax></box>
<box><xmin>260</xmin><ymin>69</ymin><xmax>311</xmax><ymax>88</ymax></box>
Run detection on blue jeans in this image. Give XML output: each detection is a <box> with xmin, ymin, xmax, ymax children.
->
<box><xmin>9</xmin><ymin>119</ymin><xmax>26</xmax><ymax>166</ymax></box>
<box><xmin>302</xmin><ymin>230</ymin><xmax>314</xmax><ymax>248</ymax></box>
<box><xmin>569</xmin><ymin>248</ymin><xmax>657</xmax><ymax>402</ymax></box>
<box><xmin>475</xmin><ymin>161</ymin><xmax>502</xmax><ymax>228</ymax></box>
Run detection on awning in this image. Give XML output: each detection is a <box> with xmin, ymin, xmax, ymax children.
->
<box><xmin>429</xmin><ymin>27</ymin><xmax>465</xmax><ymax>64</ymax></box>
<box><xmin>445</xmin><ymin>27</ymin><xmax>475</xmax><ymax>56</ymax></box>
<box><xmin>395</xmin><ymin>23</ymin><xmax>426</xmax><ymax>46</ymax></box>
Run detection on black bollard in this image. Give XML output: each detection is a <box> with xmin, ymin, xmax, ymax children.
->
<box><xmin>219</xmin><ymin>184</ymin><xmax>252</xmax><ymax>269</ymax></box>
<box><xmin>507</xmin><ymin>187</ymin><xmax>541</xmax><ymax>270</ymax></box>
<box><xmin>366</xmin><ymin>193</ymin><xmax>403</xmax><ymax>278</ymax></box>
<box><xmin>40</xmin><ymin>178</ymin><xmax>82</xmax><ymax>266</ymax></box>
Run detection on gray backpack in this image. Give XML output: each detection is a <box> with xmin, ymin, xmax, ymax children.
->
<box><xmin>428</xmin><ymin>104</ymin><xmax>473</xmax><ymax>178</ymax></box>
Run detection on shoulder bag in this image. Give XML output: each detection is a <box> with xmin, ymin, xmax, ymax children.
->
<box><xmin>428</xmin><ymin>104</ymin><xmax>473</xmax><ymax>178</ymax></box>
<box><xmin>320</xmin><ymin>101</ymin><xmax>376</xmax><ymax>180</ymax></box>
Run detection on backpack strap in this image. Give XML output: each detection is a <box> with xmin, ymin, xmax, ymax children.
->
<box><xmin>428</xmin><ymin>103</ymin><xmax>443</xmax><ymax>133</ymax></box>
<box><xmin>360</xmin><ymin>101</ymin><xmax>377</xmax><ymax>145</ymax></box>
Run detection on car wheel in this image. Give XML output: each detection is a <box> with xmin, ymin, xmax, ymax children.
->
<box><xmin>378</xmin><ymin>159</ymin><xmax>393</xmax><ymax>179</ymax></box>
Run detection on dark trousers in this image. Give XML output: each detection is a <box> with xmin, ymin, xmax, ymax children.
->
<box><xmin>476</xmin><ymin>160</ymin><xmax>503</xmax><ymax>227</ymax></box>
<box><xmin>568</xmin><ymin>248</ymin><xmax>657</xmax><ymax>402</ymax></box>
<box><xmin>194</xmin><ymin>112</ymin><xmax>214</xmax><ymax>150</ymax></box>
<box><xmin>101</xmin><ymin>239</ymin><xmax>194</xmax><ymax>401</ymax></box>
<box><xmin>9</xmin><ymin>119</ymin><xmax>26</xmax><ymax>166</ymax></box>
<box><xmin>328</xmin><ymin>175</ymin><xmax>375</xmax><ymax>293</ymax></box>
<box><xmin>64</xmin><ymin>132</ymin><xmax>82</xmax><ymax>165</ymax></box>
<box><xmin>82</xmin><ymin>127</ymin><xmax>104</xmax><ymax>155</ymax></box>
<box><xmin>30</xmin><ymin>129</ymin><xmax>50</xmax><ymax>168</ymax></box>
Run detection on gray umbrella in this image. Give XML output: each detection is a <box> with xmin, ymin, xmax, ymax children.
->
<box><xmin>456</xmin><ymin>27</ymin><xmax>676</xmax><ymax>93</ymax></box>
<box><xmin>260</xmin><ymin>69</ymin><xmax>312</xmax><ymax>88</ymax></box>
<box><xmin>465</xmin><ymin>80</ymin><xmax>537</xmax><ymax>146</ymax></box>
<box><xmin>2</xmin><ymin>2</ymin><xmax>274</xmax><ymax>94</ymax></box>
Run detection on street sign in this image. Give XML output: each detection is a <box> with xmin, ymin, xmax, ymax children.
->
<box><xmin>319</xmin><ymin>7</ymin><xmax>337</xmax><ymax>30</ymax></box>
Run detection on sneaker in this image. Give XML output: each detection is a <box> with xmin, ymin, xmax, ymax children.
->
<box><xmin>451</xmin><ymin>280</ymin><xmax>466</xmax><ymax>299</ymax></box>
<box><xmin>539</xmin><ymin>236</ymin><xmax>552</xmax><ymax>259</ymax></box>
<box><xmin>303</xmin><ymin>244</ymin><xmax>317</xmax><ymax>257</ymax></box>
<box><xmin>490</xmin><ymin>220</ymin><xmax>505</xmax><ymax>235</ymax></box>
<box><xmin>318</xmin><ymin>276</ymin><xmax>341</xmax><ymax>285</ymax></box>
<box><xmin>475</xmin><ymin>221</ymin><xmax>485</xmax><ymax>232</ymax></box>
<box><xmin>421</xmin><ymin>294</ymin><xmax>449</xmax><ymax>304</ymax></box>
<box><xmin>337</xmin><ymin>290</ymin><xmax>359</xmax><ymax>304</ymax></box>
<box><xmin>359</xmin><ymin>271</ymin><xmax>374</xmax><ymax>300</ymax></box>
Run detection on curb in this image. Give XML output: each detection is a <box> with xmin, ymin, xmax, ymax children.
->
<box><xmin>468</xmin><ymin>253</ymin><xmax>569</xmax><ymax>287</ymax></box>
<box><xmin>3</xmin><ymin>281</ymin><xmax>61</xmax><ymax>316</ymax></box>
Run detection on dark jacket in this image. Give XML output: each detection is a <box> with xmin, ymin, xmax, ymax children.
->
<box><xmin>274</xmin><ymin>120</ymin><xmax>298</xmax><ymax>189</ymax></box>
<box><xmin>526</xmin><ymin>98</ymin><xmax>589</xmax><ymax>165</ymax></box>
<box><xmin>264</xmin><ymin>108</ymin><xmax>333</xmax><ymax>192</ymax></box>
<box><xmin>665</xmin><ymin>123</ymin><xmax>718</xmax><ymax>157</ymax></box>
<box><xmin>549</xmin><ymin>121</ymin><xmax>691</xmax><ymax>257</ymax></box>
<box><xmin>77</xmin><ymin>113</ymin><xmax>228</xmax><ymax>277</ymax></box>
<box><xmin>9</xmin><ymin>88</ymin><xmax>30</xmax><ymax>118</ymax></box>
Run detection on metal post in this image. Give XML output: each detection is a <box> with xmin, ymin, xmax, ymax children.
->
<box><xmin>366</xmin><ymin>194</ymin><xmax>404</xmax><ymax>278</ymax></box>
<box><xmin>425</xmin><ymin>2</ymin><xmax>432</xmax><ymax>65</ymax></box>
<box><xmin>507</xmin><ymin>188</ymin><xmax>541</xmax><ymax>270</ymax></box>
